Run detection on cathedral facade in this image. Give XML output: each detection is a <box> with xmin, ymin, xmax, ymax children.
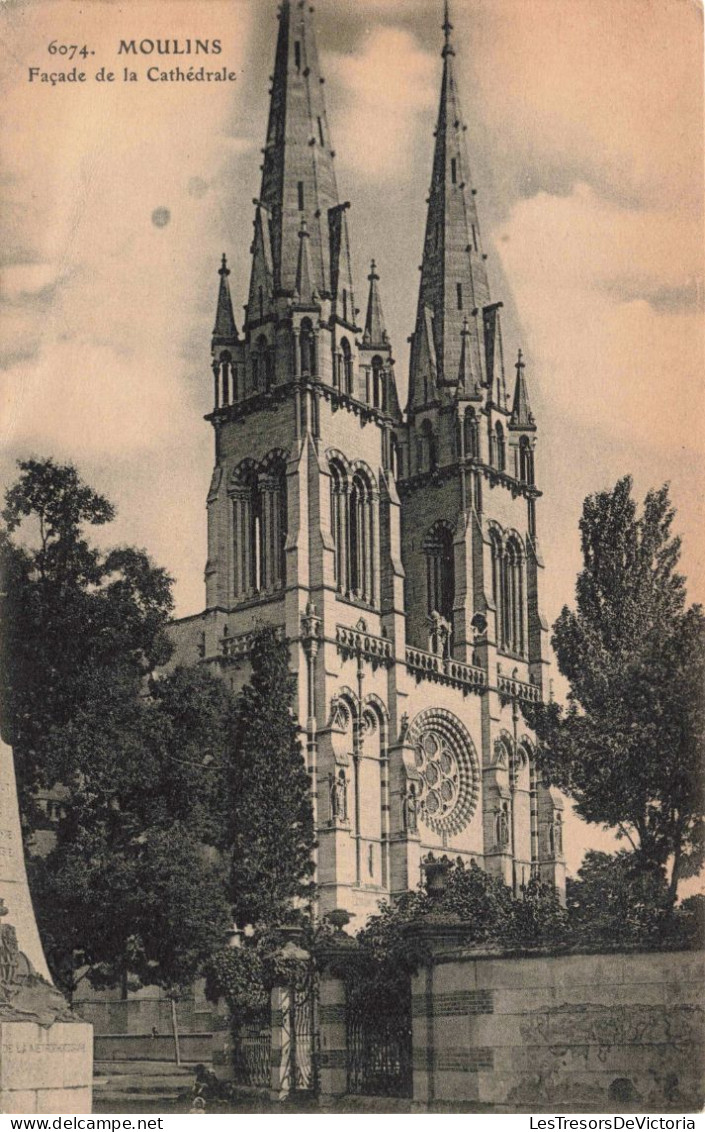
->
<box><xmin>170</xmin><ymin>0</ymin><xmax>566</xmax><ymax>922</ymax></box>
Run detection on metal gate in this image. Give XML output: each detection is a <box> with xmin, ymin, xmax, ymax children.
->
<box><xmin>232</xmin><ymin>1010</ymin><xmax>271</xmax><ymax>1089</ymax></box>
<box><xmin>282</xmin><ymin>967</ymin><xmax>318</xmax><ymax>1095</ymax></box>
<box><xmin>346</xmin><ymin>983</ymin><xmax>413</xmax><ymax>1098</ymax></box>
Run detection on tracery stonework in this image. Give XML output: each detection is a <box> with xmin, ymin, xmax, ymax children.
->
<box><xmin>407</xmin><ymin>709</ymin><xmax>479</xmax><ymax>837</ymax></box>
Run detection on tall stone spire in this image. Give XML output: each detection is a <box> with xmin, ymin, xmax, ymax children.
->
<box><xmin>408</xmin><ymin>1</ymin><xmax>491</xmax><ymax>407</ymax></box>
<box><xmin>257</xmin><ymin>0</ymin><xmax>343</xmax><ymax>299</ymax></box>
<box><xmin>363</xmin><ymin>261</ymin><xmax>387</xmax><ymax>347</ymax></box>
<box><xmin>213</xmin><ymin>254</ymin><xmax>238</xmax><ymax>345</ymax></box>
<box><xmin>510</xmin><ymin>349</ymin><xmax>536</xmax><ymax>430</ymax></box>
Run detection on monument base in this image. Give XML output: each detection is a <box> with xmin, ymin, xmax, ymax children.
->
<box><xmin>0</xmin><ymin>1021</ymin><xmax>93</xmax><ymax>1114</ymax></box>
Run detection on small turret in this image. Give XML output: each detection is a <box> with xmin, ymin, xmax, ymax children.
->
<box><xmin>363</xmin><ymin>260</ymin><xmax>388</xmax><ymax>348</ymax></box>
<box><xmin>509</xmin><ymin>349</ymin><xmax>536</xmax><ymax>431</ymax></box>
<box><xmin>212</xmin><ymin>254</ymin><xmax>238</xmax><ymax>347</ymax></box>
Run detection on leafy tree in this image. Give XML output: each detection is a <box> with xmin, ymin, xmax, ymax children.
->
<box><xmin>27</xmin><ymin>662</ymin><xmax>239</xmax><ymax>998</ymax></box>
<box><xmin>1</xmin><ymin>458</ymin><xmax>240</xmax><ymax>996</ymax></box>
<box><xmin>344</xmin><ymin>859</ymin><xmax>567</xmax><ymax>1014</ymax></box>
<box><xmin>226</xmin><ymin>628</ymin><xmax>315</xmax><ymax>929</ymax></box>
<box><xmin>0</xmin><ymin>458</ymin><xmax>173</xmax><ymax>816</ymax></box>
<box><xmin>528</xmin><ymin>477</ymin><xmax>704</xmax><ymax>902</ymax></box>
<box><xmin>26</xmin><ymin>661</ymin><xmax>238</xmax><ymax>1000</ymax></box>
<box><xmin>564</xmin><ymin>850</ymin><xmax>677</xmax><ymax>947</ymax></box>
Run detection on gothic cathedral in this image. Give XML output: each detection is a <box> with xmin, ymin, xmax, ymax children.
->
<box><xmin>169</xmin><ymin>0</ymin><xmax>566</xmax><ymax>921</ymax></box>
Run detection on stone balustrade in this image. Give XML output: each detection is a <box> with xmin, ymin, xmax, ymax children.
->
<box><xmin>335</xmin><ymin>624</ymin><xmax>393</xmax><ymax>668</ymax></box>
<box><xmin>497</xmin><ymin>672</ymin><xmax>541</xmax><ymax>704</ymax></box>
<box><xmin>405</xmin><ymin>647</ymin><xmax>485</xmax><ymax>694</ymax></box>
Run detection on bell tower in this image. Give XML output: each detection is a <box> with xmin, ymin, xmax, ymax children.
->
<box><xmin>398</xmin><ymin>1</ymin><xmax>563</xmax><ymax>896</ymax></box>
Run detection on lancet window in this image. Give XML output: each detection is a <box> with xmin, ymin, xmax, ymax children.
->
<box><xmin>329</xmin><ymin>457</ymin><xmax>377</xmax><ymax>606</ymax></box>
<box><xmin>231</xmin><ymin>454</ymin><xmax>287</xmax><ymax>601</ymax></box>
<box><xmin>340</xmin><ymin>338</ymin><xmax>353</xmax><ymax>393</ymax></box>
<box><xmin>519</xmin><ymin>435</ymin><xmax>534</xmax><ymax>485</ymax></box>
<box><xmin>490</xmin><ymin>526</ymin><xmax>526</xmax><ymax>657</ymax></box>
<box><xmin>371</xmin><ymin>356</ymin><xmax>386</xmax><ymax>411</ymax></box>
<box><xmin>424</xmin><ymin>520</ymin><xmax>455</xmax><ymax>622</ymax></box>
<box><xmin>494</xmin><ymin>421</ymin><xmax>506</xmax><ymax>472</ymax></box>
<box><xmin>300</xmin><ymin>318</ymin><xmax>315</xmax><ymax>377</ymax></box>
<box><xmin>417</xmin><ymin>419</ymin><xmax>438</xmax><ymax>474</ymax></box>
<box><xmin>464</xmin><ymin>407</ymin><xmax>479</xmax><ymax>458</ymax></box>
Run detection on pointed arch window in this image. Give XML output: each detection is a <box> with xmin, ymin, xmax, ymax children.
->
<box><xmin>329</xmin><ymin>459</ymin><xmax>346</xmax><ymax>590</ymax></box>
<box><xmin>371</xmin><ymin>355</ymin><xmax>386</xmax><ymax>410</ymax></box>
<box><xmin>252</xmin><ymin>335</ymin><xmax>268</xmax><ymax>393</ymax></box>
<box><xmin>519</xmin><ymin>435</ymin><xmax>534</xmax><ymax>485</ymax></box>
<box><xmin>494</xmin><ymin>421</ymin><xmax>506</xmax><ymax>472</ymax></box>
<box><xmin>300</xmin><ymin>318</ymin><xmax>315</xmax><ymax>377</ymax></box>
<box><xmin>232</xmin><ymin>456</ymin><xmax>287</xmax><ymax>600</ymax></box>
<box><xmin>329</xmin><ymin>458</ymin><xmax>377</xmax><ymax>607</ymax></box>
<box><xmin>417</xmin><ymin>419</ymin><xmax>438</xmax><ymax>474</ymax></box>
<box><xmin>350</xmin><ymin>470</ymin><xmax>375</xmax><ymax>604</ymax></box>
<box><xmin>424</xmin><ymin>520</ymin><xmax>455</xmax><ymax>623</ymax></box>
<box><xmin>340</xmin><ymin>338</ymin><xmax>353</xmax><ymax>394</ymax></box>
<box><xmin>464</xmin><ymin>407</ymin><xmax>478</xmax><ymax>459</ymax></box>
<box><xmin>490</xmin><ymin>527</ymin><xmax>526</xmax><ymax>657</ymax></box>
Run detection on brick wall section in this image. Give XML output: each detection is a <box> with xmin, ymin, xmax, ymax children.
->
<box><xmin>410</xmin><ymin>949</ymin><xmax>705</xmax><ymax>1110</ymax></box>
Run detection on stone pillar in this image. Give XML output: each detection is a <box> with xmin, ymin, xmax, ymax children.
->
<box><xmin>406</xmin><ymin>916</ymin><xmax>473</xmax><ymax>1111</ymax></box>
<box><xmin>0</xmin><ymin>736</ymin><xmax>93</xmax><ymax>1114</ymax></box>
<box><xmin>317</xmin><ymin>972</ymin><xmax>347</xmax><ymax>1106</ymax></box>
<box><xmin>269</xmin><ymin>983</ymin><xmax>291</xmax><ymax>1101</ymax></box>
<box><xmin>317</xmin><ymin>922</ymin><xmax>357</xmax><ymax>1108</ymax></box>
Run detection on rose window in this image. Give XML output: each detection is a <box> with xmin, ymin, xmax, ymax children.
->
<box><xmin>408</xmin><ymin>710</ymin><xmax>479</xmax><ymax>836</ymax></box>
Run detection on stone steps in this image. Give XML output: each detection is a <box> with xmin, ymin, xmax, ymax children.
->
<box><xmin>93</xmin><ymin>1059</ymin><xmax>197</xmax><ymax>1110</ymax></box>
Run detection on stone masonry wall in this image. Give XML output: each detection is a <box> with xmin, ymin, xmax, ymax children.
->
<box><xmin>411</xmin><ymin>949</ymin><xmax>704</xmax><ymax>1111</ymax></box>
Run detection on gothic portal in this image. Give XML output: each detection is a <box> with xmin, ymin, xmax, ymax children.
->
<box><xmin>169</xmin><ymin>0</ymin><xmax>566</xmax><ymax>920</ymax></box>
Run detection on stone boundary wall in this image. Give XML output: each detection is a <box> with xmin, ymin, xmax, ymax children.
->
<box><xmin>411</xmin><ymin>949</ymin><xmax>704</xmax><ymax>1110</ymax></box>
<box><xmin>94</xmin><ymin>1031</ymin><xmax>213</xmax><ymax>1063</ymax></box>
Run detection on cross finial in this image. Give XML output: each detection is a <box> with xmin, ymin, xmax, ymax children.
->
<box><xmin>516</xmin><ymin>347</ymin><xmax>524</xmax><ymax>369</ymax></box>
<box><xmin>442</xmin><ymin>0</ymin><xmax>454</xmax><ymax>56</ymax></box>
<box><xmin>219</xmin><ymin>253</ymin><xmax>230</xmax><ymax>277</ymax></box>
<box><xmin>368</xmin><ymin>259</ymin><xmax>379</xmax><ymax>280</ymax></box>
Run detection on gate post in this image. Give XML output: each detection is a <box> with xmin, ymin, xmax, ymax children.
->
<box><xmin>316</xmin><ymin>913</ymin><xmax>358</xmax><ymax>1107</ymax></box>
<box><xmin>269</xmin><ymin>981</ymin><xmax>292</xmax><ymax>1101</ymax></box>
<box><xmin>406</xmin><ymin>862</ymin><xmax>471</xmax><ymax>1110</ymax></box>
<box><xmin>268</xmin><ymin>933</ymin><xmax>311</xmax><ymax>1102</ymax></box>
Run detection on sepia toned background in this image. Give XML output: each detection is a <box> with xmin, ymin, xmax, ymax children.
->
<box><xmin>1</xmin><ymin>0</ymin><xmax>703</xmax><ymax>879</ymax></box>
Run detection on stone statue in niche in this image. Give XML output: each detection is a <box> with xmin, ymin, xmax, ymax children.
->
<box><xmin>329</xmin><ymin>769</ymin><xmax>348</xmax><ymax>824</ymax></box>
<box><xmin>403</xmin><ymin>783</ymin><xmax>418</xmax><ymax>833</ymax></box>
<box><xmin>495</xmin><ymin>802</ymin><xmax>510</xmax><ymax>848</ymax></box>
<box><xmin>399</xmin><ymin>712</ymin><xmax>410</xmax><ymax>742</ymax></box>
<box><xmin>549</xmin><ymin>813</ymin><xmax>563</xmax><ymax>856</ymax></box>
<box><xmin>427</xmin><ymin>611</ymin><xmax>451</xmax><ymax>658</ymax></box>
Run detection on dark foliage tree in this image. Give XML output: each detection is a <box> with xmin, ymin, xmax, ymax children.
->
<box><xmin>343</xmin><ymin>860</ymin><xmax>567</xmax><ymax>1014</ymax></box>
<box><xmin>226</xmin><ymin>628</ymin><xmax>315</xmax><ymax>929</ymax></box>
<box><xmin>1</xmin><ymin>458</ymin><xmax>239</xmax><ymax>996</ymax></box>
<box><xmin>564</xmin><ymin>850</ymin><xmax>682</xmax><ymax>947</ymax></box>
<box><xmin>0</xmin><ymin>458</ymin><xmax>173</xmax><ymax>817</ymax></box>
<box><xmin>528</xmin><ymin>477</ymin><xmax>704</xmax><ymax>901</ymax></box>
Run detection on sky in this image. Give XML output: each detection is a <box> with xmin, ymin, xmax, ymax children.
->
<box><xmin>1</xmin><ymin>0</ymin><xmax>703</xmax><ymax>877</ymax></box>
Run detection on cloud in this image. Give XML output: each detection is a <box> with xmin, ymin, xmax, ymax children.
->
<box><xmin>461</xmin><ymin>0</ymin><xmax>703</xmax><ymax>214</ymax></box>
<box><xmin>496</xmin><ymin>183</ymin><xmax>704</xmax><ymax>453</ymax></box>
<box><xmin>325</xmin><ymin>27</ymin><xmax>436</xmax><ymax>184</ymax></box>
